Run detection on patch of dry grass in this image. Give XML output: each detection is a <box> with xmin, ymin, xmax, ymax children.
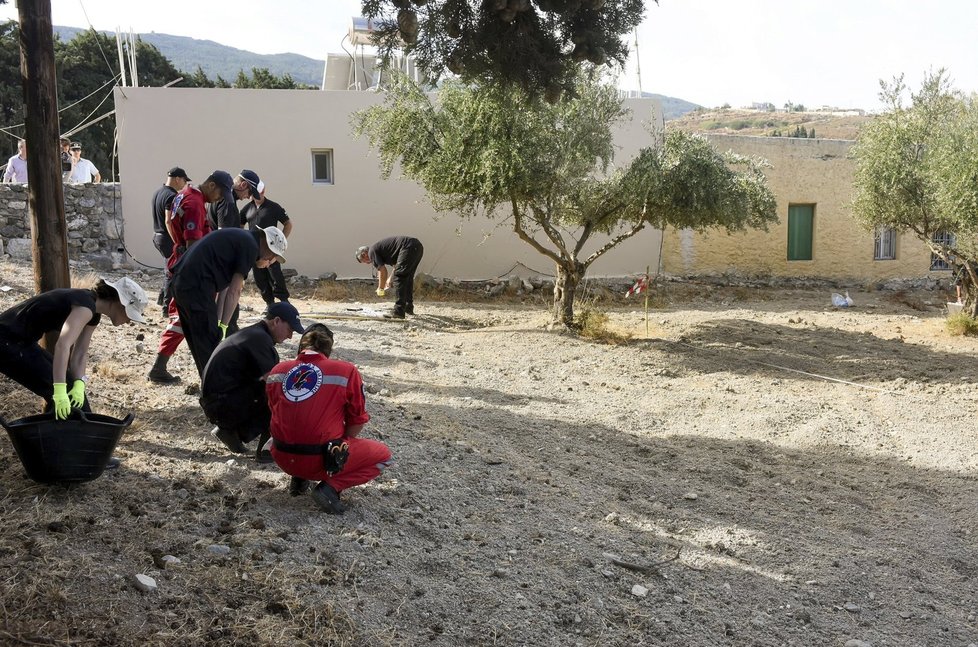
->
<box><xmin>946</xmin><ymin>312</ymin><xmax>978</xmax><ymax>336</ymax></box>
<box><xmin>574</xmin><ymin>302</ymin><xmax>631</xmax><ymax>345</ymax></box>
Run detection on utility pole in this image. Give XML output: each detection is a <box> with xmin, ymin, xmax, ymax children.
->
<box><xmin>18</xmin><ymin>0</ymin><xmax>70</xmax><ymax>350</ymax></box>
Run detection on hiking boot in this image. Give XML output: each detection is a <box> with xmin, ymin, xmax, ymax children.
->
<box><xmin>404</xmin><ymin>304</ymin><xmax>415</xmax><ymax>316</ymax></box>
<box><xmin>255</xmin><ymin>449</ymin><xmax>274</xmax><ymax>464</ymax></box>
<box><xmin>288</xmin><ymin>476</ymin><xmax>311</xmax><ymax>497</ymax></box>
<box><xmin>311</xmin><ymin>481</ymin><xmax>345</xmax><ymax>514</ymax></box>
<box><xmin>148</xmin><ymin>367</ymin><xmax>181</xmax><ymax>384</ymax></box>
<box><xmin>211</xmin><ymin>426</ymin><xmax>248</xmax><ymax>454</ymax></box>
<box><xmin>383</xmin><ymin>308</ymin><xmax>406</xmax><ymax>320</ymax></box>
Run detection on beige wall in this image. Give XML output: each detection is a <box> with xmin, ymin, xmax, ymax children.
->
<box><xmin>661</xmin><ymin>134</ymin><xmax>939</xmax><ymax>281</ymax></box>
<box><xmin>115</xmin><ymin>87</ymin><xmax>663</xmax><ymax>280</ymax></box>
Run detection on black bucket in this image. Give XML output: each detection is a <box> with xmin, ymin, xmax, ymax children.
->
<box><xmin>0</xmin><ymin>410</ymin><xmax>133</xmax><ymax>485</ymax></box>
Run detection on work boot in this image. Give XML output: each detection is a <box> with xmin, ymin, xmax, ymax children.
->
<box><xmin>255</xmin><ymin>431</ymin><xmax>273</xmax><ymax>464</ymax></box>
<box><xmin>211</xmin><ymin>426</ymin><xmax>248</xmax><ymax>454</ymax></box>
<box><xmin>311</xmin><ymin>481</ymin><xmax>345</xmax><ymax>514</ymax></box>
<box><xmin>148</xmin><ymin>353</ymin><xmax>181</xmax><ymax>384</ymax></box>
<box><xmin>404</xmin><ymin>303</ymin><xmax>415</xmax><ymax>316</ymax></box>
<box><xmin>288</xmin><ymin>476</ymin><xmax>311</xmax><ymax>497</ymax></box>
<box><xmin>383</xmin><ymin>307</ymin><xmax>406</xmax><ymax>320</ymax></box>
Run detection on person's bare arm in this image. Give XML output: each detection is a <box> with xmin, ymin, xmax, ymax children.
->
<box><xmin>219</xmin><ymin>274</ymin><xmax>246</xmax><ymax>324</ymax></box>
<box><xmin>377</xmin><ymin>265</ymin><xmax>389</xmax><ymax>291</ymax></box>
<box><xmin>282</xmin><ymin>220</ymin><xmax>293</xmax><ymax>238</ymax></box>
<box><xmin>53</xmin><ymin>306</ymin><xmax>96</xmax><ymax>383</ymax></box>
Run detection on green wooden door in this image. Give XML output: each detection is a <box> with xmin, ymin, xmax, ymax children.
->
<box><xmin>787</xmin><ymin>205</ymin><xmax>814</xmax><ymax>261</ymax></box>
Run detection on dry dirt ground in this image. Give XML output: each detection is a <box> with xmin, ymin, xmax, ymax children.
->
<box><xmin>0</xmin><ymin>256</ymin><xmax>976</xmax><ymax>647</ymax></box>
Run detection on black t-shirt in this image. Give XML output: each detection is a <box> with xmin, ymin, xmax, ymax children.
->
<box><xmin>201</xmin><ymin>321</ymin><xmax>279</xmax><ymax>396</ymax></box>
<box><xmin>240</xmin><ymin>198</ymin><xmax>290</xmax><ymax>231</ymax></box>
<box><xmin>369</xmin><ymin>236</ymin><xmax>418</xmax><ymax>268</ymax></box>
<box><xmin>151</xmin><ymin>185</ymin><xmax>178</xmax><ymax>234</ymax></box>
<box><xmin>207</xmin><ymin>192</ymin><xmax>240</xmax><ymax>230</ymax></box>
<box><xmin>171</xmin><ymin>228</ymin><xmax>259</xmax><ymax>296</ymax></box>
<box><xmin>0</xmin><ymin>288</ymin><xmax>101</xmax><ymax>343</ymax></box>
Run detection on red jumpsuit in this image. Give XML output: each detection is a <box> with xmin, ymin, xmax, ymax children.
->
<box><xmin>266</xmin><ymin>350</ymin><xmax>391</xmax><ymax>492</ymax></box>
<box><xmin>157</xmin><ymin>186</ymin><xmax>211</xmax><ymax>357</ymax></box>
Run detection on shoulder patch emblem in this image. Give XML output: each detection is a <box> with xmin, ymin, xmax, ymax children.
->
<box><xmin>282</xmin><ymin>363</ymin><xmax>323</xmax><ymax>402</ymax></box>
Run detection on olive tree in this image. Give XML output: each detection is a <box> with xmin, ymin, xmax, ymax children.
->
<box><xmin>360</xmin><ymin>0</ymin><xmax>647</xmax><ymax>99</ymax></box>
<box><xmin>353</xmin><ymin>73</ymin><xmax>777</xmax><ymax>327</ymax></box>
<box><xmin>852</xmin><ymin>71</ymin><xmax>978</xmax><ymax>315</ymax></box>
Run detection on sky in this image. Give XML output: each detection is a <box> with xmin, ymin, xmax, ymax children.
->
<box><xmin>1</xmin><ymin>0</ymin><xmax>975</xmax><ymax>111</ymax></box>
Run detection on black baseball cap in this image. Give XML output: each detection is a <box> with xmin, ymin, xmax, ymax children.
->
<box><xmin>167</xmin><ymin>167</ymin><xmax>191</xmax><ymax>180</ymax></box>
<box><xmin>266</xmin><ymin>302</ymin><xmax>304</xmax><ymax>334</ymax></box>
<box><xmin>239</xmin><ymin>169</ymin><xmax>262</xmax><ymax>199</ymax></box>
<box><xmin>205</xmin><ymin>170</ymin><xmax>234</xmax><ymax>191</ymax></box>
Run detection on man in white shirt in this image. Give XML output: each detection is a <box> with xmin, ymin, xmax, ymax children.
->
<box><xmin>67</xmin><ymin>142</ymin><xmax>100</xmax><ymax>183</ymax></box>
<box><xmin>3</xmin><ymin>139</ymin><xmax>28</xmax><ymax>183</ymax></box>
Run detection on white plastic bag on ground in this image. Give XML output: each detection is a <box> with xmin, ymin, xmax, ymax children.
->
<box><xmin>831</xmin><ymin>291</ymin><xmax>854</xmax><ymax>307</ymax></box>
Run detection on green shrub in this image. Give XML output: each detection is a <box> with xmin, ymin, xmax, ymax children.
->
<box><xmin>946</xmin><ymin>312</ymin><xmax>978</xmax><ymax>336</ymax></box>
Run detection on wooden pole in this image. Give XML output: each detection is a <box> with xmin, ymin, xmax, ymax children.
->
<box><xmin>18</xmin><ymin>0</ymin><xmax>70</xmax><ymax>350</ymax></box>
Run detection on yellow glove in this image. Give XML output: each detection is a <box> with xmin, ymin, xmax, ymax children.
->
<box><xmin>218</xmin><ymin>321</ymin><xmax>228</xmax><ymax>340</ymax></box>
<box><xmin>376</xmin><ymin>288</ymin><xmax>386</xmax><ymax>297</ymax></box>
<box><xmin>68</xmin><ymin>379</ymin><xmax>86</xmax><ymax>408</ymax></box>
<box><xmin>52</xmin><ymin>382</ymin><xmax>71</xmax><ymax>420</ymax></box>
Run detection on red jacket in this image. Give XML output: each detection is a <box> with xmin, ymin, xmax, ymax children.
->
<box><xmin>266</xmin><ymin>350</ymin><xmax>370</xmax><ymax>448</ymax></box>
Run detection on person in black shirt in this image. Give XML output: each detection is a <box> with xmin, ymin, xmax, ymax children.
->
<box><xmin>200</xmin><ymin>301</ymin><xmax>304</xmax><ymax>461</ymax></box>
<box><xmin>238</xmin><ymin>178</ymin><xmax>293</xmax><ymax>306</ymax></box>
<box><xmin>355</xmin><ymin>236</ymin><xmax>425</xmax><ymax>319</ymax></box>
<box><xmin>169</xmin><ymin>223</ymin><xmax>289</xmax><ymax>377</ymax></box>
<box><xmin>0</xmin><ymin>278</ymin><xmax>147</xmax><ymax>419</ymax></box>
<box><xmin>151</xmin><ymin>166</ymin><xmax>190</xmax><ymax>315</ymax></box>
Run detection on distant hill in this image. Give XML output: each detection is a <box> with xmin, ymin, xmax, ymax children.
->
<box><xmin>639</xmin><ymin>93</ymin><xmax>701</xmax><ymax>121</ymax></box>
<box><xmin>54</xmin><ymin>26</ymin><xmax>325</xmax><ymax>87</ymax></box>
<box><xmin>53</xmin><ymin>25</ymin><xmax>701</xmax><ymax>115</ymax></box>
<box><xmin>667</xmin><ymin>107</ymin><xmax>873</xmax><ymax>140</ymax></box>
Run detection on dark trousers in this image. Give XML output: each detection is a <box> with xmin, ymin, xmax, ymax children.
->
<box><xmin>172</xmin><ymin>286</ymin><xmax>220</xmax><ymax>378</ymax></box>
<box><xmin>0</xmin><ymin>335</ymin><xmax>90</xmax><ymax>412</ymax></box>
<box><xmin>393</xmin><ymin>241</ymin><xmax>424</xmax><ymax>311</ymax></box>
<box><xmin>200</xmin><ymin>383</ymin><xmax>270</xmax><ymax>443</ymax></box>
<box><xmin>253</xmin><ymin>263</ymin><xmax>289</xmax><ymax>305</ymax></box>
<box><xmin>153</xmin><ymin>233</ymin><xmax>174</xmax><ymax>315</ymax></box>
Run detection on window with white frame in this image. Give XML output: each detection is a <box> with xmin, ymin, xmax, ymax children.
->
<box><xmin>930</xmin><ymin>230</ymin><xmax>955</xmax><ymax>270</ymax></box>
<box><xmin>873</xmin><ymin>227</ymin><xmax>896</xmax><ymax>260</ymax></box>
<box><xmin>312</xmin><ymin>149</ymin><xmax>334</xmax><ymax>184</ymax></box>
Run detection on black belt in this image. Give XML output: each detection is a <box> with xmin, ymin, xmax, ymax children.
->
<box><xmin>272</xmin><ymin>439</ymin><xmax>328</xmax><ymax>455</ymax></box>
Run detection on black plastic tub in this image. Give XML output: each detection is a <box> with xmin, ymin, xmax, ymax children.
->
<box><xmin>0</xmin><ymin>410</ymin><xmax>133</xmax><ymax>485</ymax></box>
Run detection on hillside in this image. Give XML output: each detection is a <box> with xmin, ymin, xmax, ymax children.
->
<box><xmin>54</xmin><ymin>26</ymin><xmax>325</xmax><ymax>87</ymax></box>
<box><xmin>667</xmin><ymin>107</ymin><xmax>873</xmax><ymax>140</ymax></box>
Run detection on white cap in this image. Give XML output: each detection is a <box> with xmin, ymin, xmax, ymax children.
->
<box><xmin>261</xmin><ymin>226</ymin><xmax>288</xmax><ymax>263</ymax></box>
<box><xmin>105</xmin><ymin>277</ymin><xmax>147</xmax><ymax>323</ymax></box>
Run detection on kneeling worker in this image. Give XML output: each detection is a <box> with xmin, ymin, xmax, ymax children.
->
<box><xmin>265</xmin><ymin>324</ymin><xmax>392</xmax><ymax>514</ymax></box>
<box><xmin>200</xmin><ymin>302</ymin><xmax>304</xmax><ymax>461</ymax></box>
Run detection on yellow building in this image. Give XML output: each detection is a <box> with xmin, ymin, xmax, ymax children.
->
<box><xmin>661</xmin><ymin>134</ymin><xmax>945</xmax><ymax>282</ymax></box>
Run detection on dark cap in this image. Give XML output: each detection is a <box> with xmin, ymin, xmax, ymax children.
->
<box><xmin>204</xmin><ymin>170</ymin><xmax>234</xmax><ymax>191</ymax></box>
<box><xmin>69</xmin><ymin>142</ymin><xmax>82</xmax><ymax>150</ymax></box>
<box><xmin>239</xmin><ymin>169</ymin><xmax>262</xmax><ymax>199</ymax></box>
<box><xmin>167</xmin><ymin>166</ymin><xmax>191</xmax><ymax>180</ymax></box>
<box><xmin>265</xmin><ymin>301</ymin><xmax>303</xmax><ymax>334</ymax></box>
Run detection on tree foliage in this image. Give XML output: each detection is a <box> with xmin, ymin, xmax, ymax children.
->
<box><xmin>360</xmin><ymin>0</ymin><xmax>648</xmax><ymax>99</ymax></box>
<box><xmin>851</xmin><ymin>71</ymin><xmax>978</xmax><ymax>312</ymax></box>
<box><xmin>353</xmin><ymin>72</ymin><xmax>777</xmax><ymax>326</ymax></box>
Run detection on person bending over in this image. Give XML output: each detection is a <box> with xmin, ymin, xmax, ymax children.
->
<box><xmin>0</xmin><ymin>277</ymin><xmax>147</xmax><ymax>422</ymax></box>
<box><xmin>199</xmin><ymin>302</ymin><xmax>304</xmax><ymax>462</ymax></box>
<box><xmin>265</xmin><ymin>324</ymin><xmax>392</xmax><ymax>514</ymax></box>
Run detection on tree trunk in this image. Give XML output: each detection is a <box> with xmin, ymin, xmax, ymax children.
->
<box><xmin>552</xmin><ymin>260</ymin><xmax>584</xmax><ymax>327</ymax></box>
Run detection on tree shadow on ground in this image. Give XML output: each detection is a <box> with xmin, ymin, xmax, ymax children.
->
<box><xmin>642</xmin><ymin>318</ymin><xmax>974</xmax><ymax>386</ymax></box>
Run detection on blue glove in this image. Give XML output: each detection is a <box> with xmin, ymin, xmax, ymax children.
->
<box><xmin>68</xmin><ymin>379</ymin><xmax>86</xmax><ymax>408</ymax></box>
<box><xmin>218</xmin><ymin>321</ymin><xmax>228</xmax><ymax>340</ymax></box>
<box><xmin>53</xmin><ymin>382</ymin><xmax>71</xmax><ymax>420</ymax></box>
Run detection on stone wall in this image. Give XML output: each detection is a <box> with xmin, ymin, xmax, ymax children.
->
<box><xmin>0</xmin><ymin>183</ymin><xmax>127</xmax><ymax>269</ymax></box>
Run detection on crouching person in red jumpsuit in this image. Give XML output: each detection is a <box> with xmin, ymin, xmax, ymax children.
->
<box><xmin>265</xmin><ymin>323</ymin><xmax>391</xmax><ymax>514</ymax></box>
